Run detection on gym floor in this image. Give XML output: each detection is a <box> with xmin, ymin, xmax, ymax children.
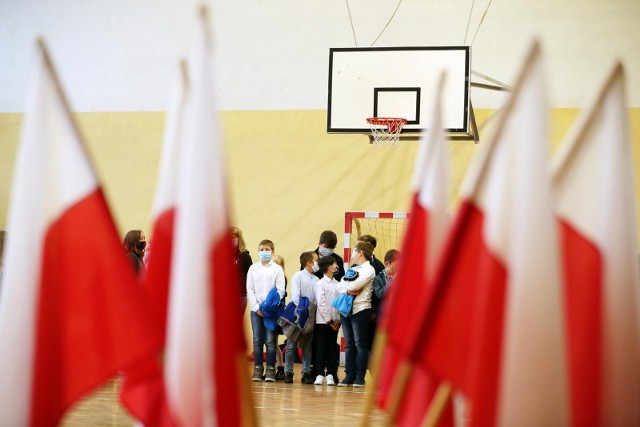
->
<box><xmin>61</xmin><ymin>364</ymin><xmax>386</xmax><ymax>426</ymax></box>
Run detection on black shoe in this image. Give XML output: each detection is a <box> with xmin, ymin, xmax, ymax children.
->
<box><xmin>301</xmin><ymin>373</ymin><xmax>315</xmax><ymax>385</ymax></box>
<box><xmin>284</xmin><ymin>372</ymin><xmax>294</xmax><ymax>384</ymax></box>
<box><xmin>275</xmin><ymin>366</ymin><xmax>285</xmax><ymax>380</ymax></box>
<box><xmin>338</xmin><ymin>378</ymin><xmax>355</xmax><ymax>387</ymax></box>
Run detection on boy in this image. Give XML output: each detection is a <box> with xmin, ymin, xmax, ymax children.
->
<box><xmin>313</xmin><ymin>256</ymin><xmax>341</xmax><ymax>386</ymax></box>
<box><xmin>285</xmin><ymin>251</ymin><xmax>318</xmax><ymax>384</ymax></box>
<box><xmin>246</xmin><ymin>239</ymin><xmax>286</xmax><ymax>382</ymax></box>
<box><xmin>372</xmin><ymin>249</ymin><xmax>400</xmax><ymax>321</ymax></box>
<box><xmin>338</xmin><ymin>241</ymin><xmax>376</xmax><ymax>387</ymax></box>
<box><xmin>313</xmin><ymin>230</ymin><xmax>345</xmax><ymax>282</ymax></box>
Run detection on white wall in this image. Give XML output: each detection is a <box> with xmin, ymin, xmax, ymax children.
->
<box><xmin>0</xmin><ymin>0</ymin><xmax>638</xmax><ymax>112</ymax></box>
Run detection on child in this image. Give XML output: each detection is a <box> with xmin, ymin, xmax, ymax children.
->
<box><xmin>373</xmin><ymin>249</ymin><xmax>400</xmax><ymax>320</ymax></box>
<box><xmin>313</xmin><ymin>256</ymin><xmax>341</xmax><ymax>386</ymax></box>
<box><xmin>313</xmin><ymin>230</ymin><xmax>345</xmax><ymax>282</ymax></box>
<box><xmin>337</xmin><ymin>241</ymin><xmax>376</xmax><ymax>388</ymax></box>
<box><xmin>284</xmin><ymin>251</ymin><xmax>318</xmax><ymax>384</ymax></box>
<box><xmin>246</xmin><ymin>239</ymin><xmax>286</xmax><ymax>382</ymax></box>
<box><xmin>271</xmin><ymin>253</ymin><xmax>287</xmax><ymax>380</ymax></box>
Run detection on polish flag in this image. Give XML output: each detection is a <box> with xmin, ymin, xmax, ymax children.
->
<box><xmin>408</xmin><ymin>42</ymin><xmax>570</xmax><ymax>426</ymax></box>
<box><xmin>372</xmin><ymin>72</ymin><xmax>453</xmax><ymax>426</ymax></box>
<box><xmin>120</xmin><ymin>62</ymin><xmax>189</xmax><ymax>426</ymax></box>
<box><xmin>551</xmin><ymin>63</ymin><xmax>640</xmax><ymax>426</ymax></box>
<box><xmin>163</xmin><ymin>9</ymin><xmax>254</xmax><ymax>426</ymax></box>
<box><xmin>0</xmin><ymin>40</ymin><xmax>160</xmax><ymax>427</ymax></box>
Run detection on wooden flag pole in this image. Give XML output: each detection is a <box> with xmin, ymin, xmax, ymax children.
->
<box><xmin>359</xmin><ymin>329</ymin><xmax>388</xmax><ymax>426</ymax></box>
<box><xmin>237</xmin><ymin>354</ymin><xmax>258</xmax><ymax>427</ymax></box>
<box><xmin>383</xmin><ymin>360</ymin><xmax>411</xmax><ymax>427</ymax></box>
<box><xmin>421</xmin><ymin>382</ymin><xmax>453</xmax><ymax>427</ymax></box>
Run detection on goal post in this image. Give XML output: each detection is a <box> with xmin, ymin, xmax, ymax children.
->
<box><xmin>343</xmin><ymin>211</ymin><xmax>411</xmax><ymax>270</ymax></box>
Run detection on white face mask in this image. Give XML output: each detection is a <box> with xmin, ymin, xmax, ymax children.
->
<box><xmin>351</xmin><ymin>249</ymin><xmax>359</xmax><ymax>262</ymax></box>
<box><xmin>319</xmin><ymin>246</ymin><xmax>334</xmax><ymax>257</ymax></box>
<box><xmin>311</xmin><ymin>261</ymin><xmax>319</xmax><ymax>273</ymax></box>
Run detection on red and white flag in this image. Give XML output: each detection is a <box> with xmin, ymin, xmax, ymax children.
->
<box><xmin>163</xmin><ymin>9</ymin><xmax>253</xmax><ymax>426</ymax></box>
<box><xmin>0</xmin><ymin>39</ymin><xmax>160</xmax><ymax>427</ymax></box>
<box><xmin>120</xmin><ymin>62</ymin><xmax>189</xmax><ymax>427</ymax></box>
<box><xmin>408</xmin><ymin>42</ymin><xmax>570</xmax><ymax>426</ymax></box>
<box><xmin>374</xmin><ymin>72</ymin><xmax>453</xmax><ymax>426</ymax></box>
<box><xmin>551</xmin><ymin>63</ymin><xmax>640</xmax><ymax>426</ymax></box>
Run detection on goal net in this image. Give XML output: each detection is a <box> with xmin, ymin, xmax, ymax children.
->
<box><xmin>343</xmin><ymin>211</ymin><xmax>410</xmax><ymax>268</ymax></box>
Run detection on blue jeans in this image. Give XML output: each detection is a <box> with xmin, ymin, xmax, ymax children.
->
<box><xmin>285</xmin><ymin>336</ymin><xmax>312</xmax><ymax>375</ymax></box>
<box><xmin>251</xmin><ymin>311</ymin><xmax>277</xmax><ymax>366</ymax></box>
<box><xmin>340</xmin><ymin>309</ymin><xmax>371</xmax><ymax>381</ymax></box>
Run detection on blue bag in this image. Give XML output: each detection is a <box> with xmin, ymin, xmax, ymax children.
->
<box><xmin>331</xmin><ymin>293</ymin><xmax>354</xmax><ymax>318</ymax></box>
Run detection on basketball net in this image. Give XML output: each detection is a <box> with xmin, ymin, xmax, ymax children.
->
<box><xmin>367</xmin><ymin>117</ymin><xmax>407</xmax><ymax>147</ymax></box>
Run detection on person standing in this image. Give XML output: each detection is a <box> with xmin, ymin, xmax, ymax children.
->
<box><xmin>231</xmin><ymin>226</ymin><xmax>252</xmax><ymax>314</ymax></box>
<box><xmin>246</xmin><ymin>239</ymin><xmax>285</xmax><ymax>382</ymax></box>
<box><xmin>338</xmin><ymin>241</ymin><xmax>375</xmax><ymax>388</ymax></box>
<box><xmin>284</xmin><ymin>251</ymin><xmax>319</xmax><ymax>384</ymax></box>
<box><xmin>123</xmin><ymin>229</ymin><xmax>146</xmax><ymax>278</ymax></box>
<box><xmin>313</xmin><ymin>256</ymin><xmax>341</xmax><ymax>386</ymax></box>
<box><xmin>313</xmin><ymin>230</ymin><xmax>345</xmax><ymax>282</ymax></box>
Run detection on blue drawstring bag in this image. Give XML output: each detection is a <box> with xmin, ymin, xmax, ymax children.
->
<box><xmin>332</xmin><ymin>293</ymin><xmax>354</xmax><ymax>317</ymax></box>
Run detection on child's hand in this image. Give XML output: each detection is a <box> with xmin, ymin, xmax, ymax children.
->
<box><xmin>347</xmin><ymin>289</ymin><xmax>360</xmax><ymax>296</ymax></box>
<box><xmin>256</xmin><ymin>309</ymin><xmax>264</xmax><ymax>318</ymax></box>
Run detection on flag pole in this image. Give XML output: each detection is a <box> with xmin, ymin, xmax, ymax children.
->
<box><xmin>359</xmin><ymin>329</ymin><xmax>387</xmax><ymax>426</ymax></box>
<box><xmin>421</xmin><ymin>382</ymin><xmax>453</xmax><ymax>427</ymax></box>
<box><xmin>236</xmin><ymin>353</ymin><xmax>258</xmax><ymax>427</ymax></box>
<box><xmin>382</xmin><ymin>360</ymin><xmax>411</xmax><ymax>426</ymax></box>
<box><xmin>35</xmin><ymin>38</ymin><xmax>96</xmax><ymax>174</ymax></box>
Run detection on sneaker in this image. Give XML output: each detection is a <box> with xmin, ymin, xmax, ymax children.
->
<box><xmin>284</xmin><ymin>372</ymin><xmax>294</xmax><ymax>384</ymax></box>
<box><xmin>301</xmin><ymin>373</ymin><xmax>315</xmax><ymax>385</ymax></box>
<box><xmin>313</xmin><ymin>375</ymin><xmax>324</xmax><ymax>385</ymax></box>
<box><xmin>275</xmin><ymin>366</ymin><xmax>285</xmax><ymax>380</ymax></box>
<box><xmin>338</xmin><ymin>378</ymin><xmax>354</xmax><ymax>387</ymax></box>
<box><xmin>353</xmin><ymin>378</ymin><xmax>365</xmax><ymax>388</ymax></box>
<box><xmin>265</xmin><ymin>366</ymin><xmax>276</xmax><ymax>382</ymax></box>
<box><xmin>251</xmin><ymin>365</ymin><xmax>264</xmax><ymax>382</ymax></box>
<box><xmin>326</xmin><ymin>374</ymin><xmax>336</xmax><ymax>386</ymax></box>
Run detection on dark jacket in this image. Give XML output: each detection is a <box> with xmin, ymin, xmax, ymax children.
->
<box><xmin>235</xmin><ymin>250</ymin><xmax>252</xmax><ymax>297</ymax></box>
<box><xmin>127</xmin><ymin>252</ymin><xmax>145</xmax><ymax>276</ymax></box>
<box><xmin>313</xmin><ymin>249</ymin><xmax>345</xmax><ymax>282</ymax></box>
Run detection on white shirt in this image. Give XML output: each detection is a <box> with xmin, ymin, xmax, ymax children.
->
<box><xmin>315</xmin><ymin>275</ymin><xmax>340</xmax><ymax>324</ymax></box>
<box><xmin>246</xmin><ymin>260</ymin><xmax>285</xmax><ymax>312</ymax></box>
<box><xmin>290</xmin><ymin>268</ymin><xmax>317</xmax><ymax>306</ymax></box>
<box><xmin>338</xmin><ymin>260</ymin><xmax>375</xmax><ymax>315</ymax></box>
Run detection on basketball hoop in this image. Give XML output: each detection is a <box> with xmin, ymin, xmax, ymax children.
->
<box><xmin>366</xmin><ymin>117</ymin><xmax>407</xmax><ymax>147</ymax></box>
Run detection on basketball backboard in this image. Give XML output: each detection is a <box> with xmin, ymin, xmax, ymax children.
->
<box><xmin>327</xmin><ymin>46</ymin><xmax>471</xmax><ymax>134</ymax></box>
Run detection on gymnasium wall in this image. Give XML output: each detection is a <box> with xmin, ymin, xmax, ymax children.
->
<box><xmin>1</xmin><ymin>1</ymin><xmax>640</xmax><ymax>345</ymax></box>
<box><xmin>2</xmin><ymin>108</ymin><xmax>640</xmax><ymax>268</ymax></box>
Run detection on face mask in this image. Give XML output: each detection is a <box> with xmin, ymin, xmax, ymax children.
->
<box><xmin>137</xmin><ymin>241</ymin><xmax>147</xmax><ymax>251</ymax></box>
<box><xmin>351</xmin><ymin>249</ymin><xmax>359</xmax><ymax>260</ymax></box>
<box><xmin>311</xmin><ymin>261</ymin><xmax>319</xmax><ymax>273</ymax></box>
<box><xmin>318</xmin><ymin>246</ymin><xmax>333</xmax><ymax>257</ymax></box>
<box><xmin>259</xmin><ymin>250</ymin><xmax>272</xmax><ymax>262</ymax></box>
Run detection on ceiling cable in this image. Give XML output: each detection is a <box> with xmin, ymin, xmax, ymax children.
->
<box><xmin>470</xmin><ymin>0</ymin><xmax>494</xmax><ymax>45</ymax></box>
<box><xmin>345</xmin><ymin>0</ymin><xmax>359</xmax><ymax>46</ymax></box>
<box><xmin>463</xmin><ymin>0</ymin><xmax>476</xmax><ymax>45</ymax></box>
<box><xmin>370</xmin><ymin>0</ymin><xmax>404</xmax><ymax>46</ymax></box>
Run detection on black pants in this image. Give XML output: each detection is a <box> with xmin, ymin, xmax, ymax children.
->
<box><xmin>314</xmin><ymin>323</ymin><xmax>339</xmax><ymax>378</ymax></box>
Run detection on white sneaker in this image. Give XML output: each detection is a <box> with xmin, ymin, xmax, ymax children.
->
<box><xmin>326</xmin><ymin>374</ymin><xmax>335</xmax><ymax>386</ymax></box>
<box><xmin>314</xmin><ymin>375</ymin><xmax>324</xmax><ymax>385</ymax></box>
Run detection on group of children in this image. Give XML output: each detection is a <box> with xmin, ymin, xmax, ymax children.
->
<box><xmin>241</xmin><ymin>229</ymin><xmax>400</xmax><ymax>387</ymax></box>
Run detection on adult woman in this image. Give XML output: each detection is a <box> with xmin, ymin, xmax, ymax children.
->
<box><xmin>231</xmin><ymin>226</ymin><xmax>253</xmax><ymax>313</ymax></box>
<box><xmin>123</xmin><ymin>229</ymin><xmax>146</xmax><ymax>277</ymax></box>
